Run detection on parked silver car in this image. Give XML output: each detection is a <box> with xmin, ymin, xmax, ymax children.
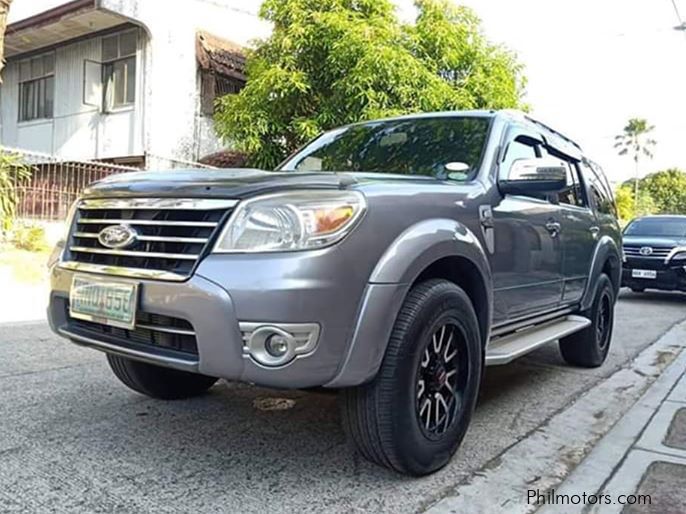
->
<box><xmin>48</xmin><ymin>110</ymin><xmax>622</xmax><ymax>475</ymax></box>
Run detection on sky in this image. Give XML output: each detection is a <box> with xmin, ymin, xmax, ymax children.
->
<box><xmin>9</xmin><ymin>0</ymin><xmax>686</xmax><ymax>184</ymax></box>
<box><xmin>395</xmin><ymin>0</ymin><xmax>686</xmax><ymax>185</ymax></box>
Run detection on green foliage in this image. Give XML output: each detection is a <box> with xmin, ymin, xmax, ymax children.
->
<box><xmin>615</xmin><ymin>184</ymin><xmax>656</xmax><ymax>222</ymax></box>
<box><xmin>9</xmin><ymin>222</ymin><xmax>49</xmax><ymax>252</ymax></box>
<box><xmin>215</xmin><ymin>0</ymin><xmax>527</xmax><ymax>169</ymax></box>
<box><xmin>0</xmin><ymin>150</ymin><xmax>31</xmax><ymax>234</ymax></box>
<box><xmin>616</xmin><ymin>168</ymin><xmax>686</xmax><ymax>221</ymax></box>
<box><xmin>639</xmin><ymin>169</ymin><xmax>686</xmax><ymax>215</ymax></box>
<box><xmin>408</xmin><ymin>0</ymin><xmax>526</xmax><ymax>110</ymax></box>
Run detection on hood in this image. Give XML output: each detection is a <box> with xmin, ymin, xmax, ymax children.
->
<box><xmin>83</xmin><ymin>169</ymin><xmax>355</xmax><ymax>199</ymax></box>
<box><xmin>82</xmin><ymin>168</ymin><xmax>445</xmax><ymax>199</ymax></box>
<box><xmin>623</xmin><ymin>235</ymin><xmax>686</xmax><ymax>248</ymax></box>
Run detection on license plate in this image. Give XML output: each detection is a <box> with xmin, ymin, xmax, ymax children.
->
<box><xmin>69</xmin><ymin>275</ymin><xmax>138</xmax><ymax>329</ymax></box>
<box><xmin>632</xmin><ymin>269</ymin><xmax>657</xmax><ymax>280</ymax></box>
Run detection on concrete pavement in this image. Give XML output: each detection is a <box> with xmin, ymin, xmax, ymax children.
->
<box><xmin>0</xmin><ymin>290</ymin><xmax>685</xmax><ymax>513</ymax></box>
<box><xmin>536</xmin><ymin>329</ymin><xmax>686</xmax><ymax>514</ymax></box>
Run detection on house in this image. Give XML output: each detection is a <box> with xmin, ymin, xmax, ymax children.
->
<box><xmin>0</xmin><ymin>0</ymin><xmax>268</xmax><ymax>169</ymax></box>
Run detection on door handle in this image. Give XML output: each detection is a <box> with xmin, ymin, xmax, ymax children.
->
<box><xmin>545</xmin><ymin>220</ymin><xmax>561</xmax><ymax>237</ymax></box>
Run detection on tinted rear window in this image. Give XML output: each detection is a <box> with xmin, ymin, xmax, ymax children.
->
<box><xmin>279</xmin><ymin>117</ymin><xmax>491</xmax><ymax>180</ymax></box>
<box><xmin>625</xmin><ymin>218</ymin><xmax>686</xmax><ymax>237</ymax></box>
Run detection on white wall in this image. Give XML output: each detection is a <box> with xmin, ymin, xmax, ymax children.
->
<box><xmin>0</xmin><ymin>28</ymin><xmax>145</xmax><ymax>160</ymax></box>
<box><xmin>2</xmin><ymin>0</ymin><xmax>271</xmax><ymax>165</ymax></box>
<box><xmin>101</xmin><ymin>0</ymin><xmax>270</xmax><ymax>165</ymax></box>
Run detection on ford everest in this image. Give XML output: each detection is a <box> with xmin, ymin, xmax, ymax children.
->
<box><xmin>48</xmin><ymin>110</ymin><xmax>622</xmax><ymax>476</ymax></box>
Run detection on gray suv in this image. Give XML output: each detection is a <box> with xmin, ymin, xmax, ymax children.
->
<box><xmin>48</xmin><ymin>110</ymin><xmax>622</xmax><ymax>476</ymax></box>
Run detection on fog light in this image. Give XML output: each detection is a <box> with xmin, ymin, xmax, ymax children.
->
<box><xmin>265</xmin><ymin>334</ymin><xmax>289</xmax><ymax>357</ymax></box>
<box><xmin>240</xmin><ymin>322</ymin><xmax>321</xmax><ymax>367</ymax></box>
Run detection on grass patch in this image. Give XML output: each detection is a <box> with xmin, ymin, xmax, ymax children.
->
<box><xmin>0</xmin><ymin>246</ymin><xmax>51</xmax><ymax>284</ymax></box>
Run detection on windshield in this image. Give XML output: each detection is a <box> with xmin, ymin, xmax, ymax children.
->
<box><xmin>279</xmin><ymin>116</ymin><xmax>491</xmax><ymax>181</ymax></box>
<box><xmin>624</xmin><ymin>218</ymin><xmax>686</xmax><ymax>238</ymax></box>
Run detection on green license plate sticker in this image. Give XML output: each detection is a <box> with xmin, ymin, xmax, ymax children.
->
<box><xmin>69</xmin><ymin>276</ymin><xmax>138</xmax><ymax>329</ymax></box>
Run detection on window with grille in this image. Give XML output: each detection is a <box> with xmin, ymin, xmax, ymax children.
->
<box><xmin>18</xmin><ymin>52</ymin><xmax>55</xmax><ymax>122</ymax></box>
<box><xmin>102</xmin><ymin>30</ymin><xmax>137</xmax><ymax>111</ymax></box>
<box><xmin>200</xmin><ymin>71</ymin><xmax>245</xmax><ymax>115</ymax></box>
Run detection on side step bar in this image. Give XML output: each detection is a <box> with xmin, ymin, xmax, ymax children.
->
<box><xmin>485</xmin><ymin>315</ymin><xmax>591</xmax><ymax>366</ymax></box>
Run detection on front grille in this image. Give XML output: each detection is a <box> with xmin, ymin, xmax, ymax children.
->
<box><xmin>623</xmin><ymin>244</ymin><xmax>673</xmax><ymax>260</ymax></box>
<box><xmin>63</xmin><ymin>198</ymin><xmax>237</xmax><ymax>280</ymax></box>
<box><xmin>67</xmin><ymin>308</ymin><xmax>199</xmax><ymax>357</ymax></box>
<box><xmin>624</xmin><ymin>257</ymin><xmax>667</xmax><ymax>270</ymax></box>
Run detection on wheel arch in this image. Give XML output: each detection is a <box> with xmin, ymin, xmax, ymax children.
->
<box><xmin>412</xmin><ymin>255</ymin><xmax>491</xmax><ymax>350</ymax></box>
<box><xmin>326</xmin><ymin>219</ymin><xmax>493</xmax><ymax>388</ymax></box>
<box><xmin>582</xmin><ymin>236</ymin><xmax>622</xmax><ymax>310</ymax></box>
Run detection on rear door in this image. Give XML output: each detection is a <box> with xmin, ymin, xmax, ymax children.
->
<box><xmin>491</xmin><ymin>131</ymin><xmax>564</xmax><ymax>322</ymax></box>
<box><xmin>551</xmin><ymin>152</ymin><xmax>597</xmax><ymax>304</ymax></box>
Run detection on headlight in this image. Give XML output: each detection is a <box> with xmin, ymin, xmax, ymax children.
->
<box><xmin>671</xmin><ymin>252</ymin><xmax>686</xmax><ymax>261</ymax></box>
<box><xmin>214</xmin><ymin>190</ymin><xmax>366</xmax><ymax>253</ymax></box>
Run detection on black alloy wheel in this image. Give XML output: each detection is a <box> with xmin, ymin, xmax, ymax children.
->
<box><xmin>416</xmin><ymin>323</ymin><xmax>468</xmax><ymax>440</ymax></box>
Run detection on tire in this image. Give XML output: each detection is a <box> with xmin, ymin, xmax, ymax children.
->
<box><xmin>559</xmin><ymin>273</ymin><xmax>615</xmax><ymax>368</ymax></box>
<box><xmin>341</xmin><ymin>279</ymin><xmax>483</xmax><ymax>476</ymax></box>
<box><xmin>107</xmin><ymin>354</ymin><xmax>218</xmax><ymax>400</ymax></box>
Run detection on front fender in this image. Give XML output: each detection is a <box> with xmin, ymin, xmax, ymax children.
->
<box><xmin>326</xmin><ymin>219</ymin><xmax>492</xmax><ymax>388</ymax></box>
<box><xmin>369</xmin><ymin>218</ymin><xmax>491</xmax><ymax>285</ymax></box>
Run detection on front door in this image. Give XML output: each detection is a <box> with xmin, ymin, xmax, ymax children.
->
<box><xmin>490</xmin><ymin>133</ymin><xmax>564</xmax><ymax>324</ymax></box>
<box><xmin>492</xmin><ymin>196</ymin><xmax>564</xmax><ymax>321</ymax></box>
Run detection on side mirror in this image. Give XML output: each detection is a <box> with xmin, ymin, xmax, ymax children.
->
<box><xmin>499</xmin><ymin>158</ymin><xmax>568</xmax><ymax>196</ymax></box>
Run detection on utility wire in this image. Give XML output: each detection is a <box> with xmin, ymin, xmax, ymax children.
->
<box><xmin>197</xmin><ymin>0</ymin><xmax>261</xmax><ymax>19</ymax></box>
<box><xmin>671</xmin><ymin>0</ymin><xmax>684</xmax><ymax>22</ymax></box>
<box><xmin>670</xmin><ymin>0</ymin><xmax>686</xmax><ymax>39</ymax></box>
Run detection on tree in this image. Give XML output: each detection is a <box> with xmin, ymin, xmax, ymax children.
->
<box><xmin>0</xmin><ymin>151</ymin><xmax>31</xmax><ymax>234</ymax></box>
<box><xmin>614</xmin><ymin>118</ymin><xmax>656</xmax><ymax>213</ymax></box>
<box><xmin>0</xmin><ymin>0</ymin><xmax>12</xmax><ymax>82</ymax></box>
<box><xmin>215</xmin><ymin>0</ymin><xmax>526</xmax><ymax>169</ymax></box>
<box><xmin>408</xmin><ymin>0</ymin><xmax>526</xmax><ymax>110</ymax></box>
<box><xmin>615</xmin><ymin>183</ymin><xmax>656</xmax><ymax>222</ymax></box>
<box><xmin>640</xmin><ymin>169</ymin><xmax>686</xmax><ymax>215</ymax></box>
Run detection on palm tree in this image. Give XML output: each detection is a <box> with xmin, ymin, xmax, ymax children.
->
<box><xmin>614</xmin><ymin>118</ymin><xmax>657</xmax><ymax>212</ymax></box>
<box><xmin>0</xmin><ymin>0</ymin><xmax>13</xmax><ymax>83</ymax></box>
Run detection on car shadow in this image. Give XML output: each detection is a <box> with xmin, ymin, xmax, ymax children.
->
<box><xmin>44</xmin><ymin>358</ymin><xmax>569</xmax><ymax>492</ymax></box>
<box><xmin>618</xmin><ymin>288</ymin><xmax>686</xmax><ymax>303</ymax></box>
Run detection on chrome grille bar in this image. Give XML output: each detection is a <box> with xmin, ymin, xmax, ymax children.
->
<box><xmin>69</xmin><ymin>246</ymin><xmax>200</xmax><ymax>260</ymax></box>
<box><xmin>76</xmin><ymin>219</ymin><xmax>218</xmax><ymax>227</ymax></box>
<box><xmin>623</xmin><ymin>249</ymin><xmax>672</xmax><ymax>257</ymax></box>
<box><xmin>59</xmin><ymin>261</ymin><xmax>188</xmax><ymax>281</ymax></box>
<box><xmin>135</xmin><ymin>323</ymin><xmax>196</xmax><ymax>336</ymax></box>
<box><xmin>72</xmin><ymin>232</ymin><xmax>209</xmax><ymax>244</ymax></box>
<box><xmin>79</xmin><ymin>198</ymin><xmax>239</xmax><ymax>210</ymax></box>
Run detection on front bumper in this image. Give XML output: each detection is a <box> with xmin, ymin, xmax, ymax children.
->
<box><xmin>48</xmin><ymin>252</ymin><xmax>407</xmax><ymax>389</ymax></box>
<box><xmin>621</xmin><ymin>259</ymin><xmax>686</xmax><ymax>292</ymax></box>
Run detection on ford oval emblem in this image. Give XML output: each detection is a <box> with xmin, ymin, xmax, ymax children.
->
<box><xmin>639</xmin><ymin>246</ymin><xmax>653</xmax><ymax>256</ymax></box>
<box><xmin>98</xmin><ymin>224</ymin><xmax>138</xmax><ymax>249</ymax></box>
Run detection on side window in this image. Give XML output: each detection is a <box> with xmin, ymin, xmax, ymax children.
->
<box><xmin>102</xmin><ymin>30</ymin><xmax>137</xmax><ymax>111</ymax></box>
<box><xmin>545</xmin><ymin>147</ymin><xmax>586</xmax><ymax>208</ymax></box>
<box><xmin>18</xmin><ymin>52</ymin><xmax>55</xmax><ymax>122</ymax></box>
<box><xmin>557</xmin><ymin>162</ymin><xmax>586</xmax><ymax>207</ymax></box>
<box><xmin>583</xmin><ymin>162</ymin><xmax>616</xmax><ymax>216</ymax></box>
<box><xmin>501</xmin><ymin>136</ymin><xmax>539</xmax><ymax>176</ymax></box>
